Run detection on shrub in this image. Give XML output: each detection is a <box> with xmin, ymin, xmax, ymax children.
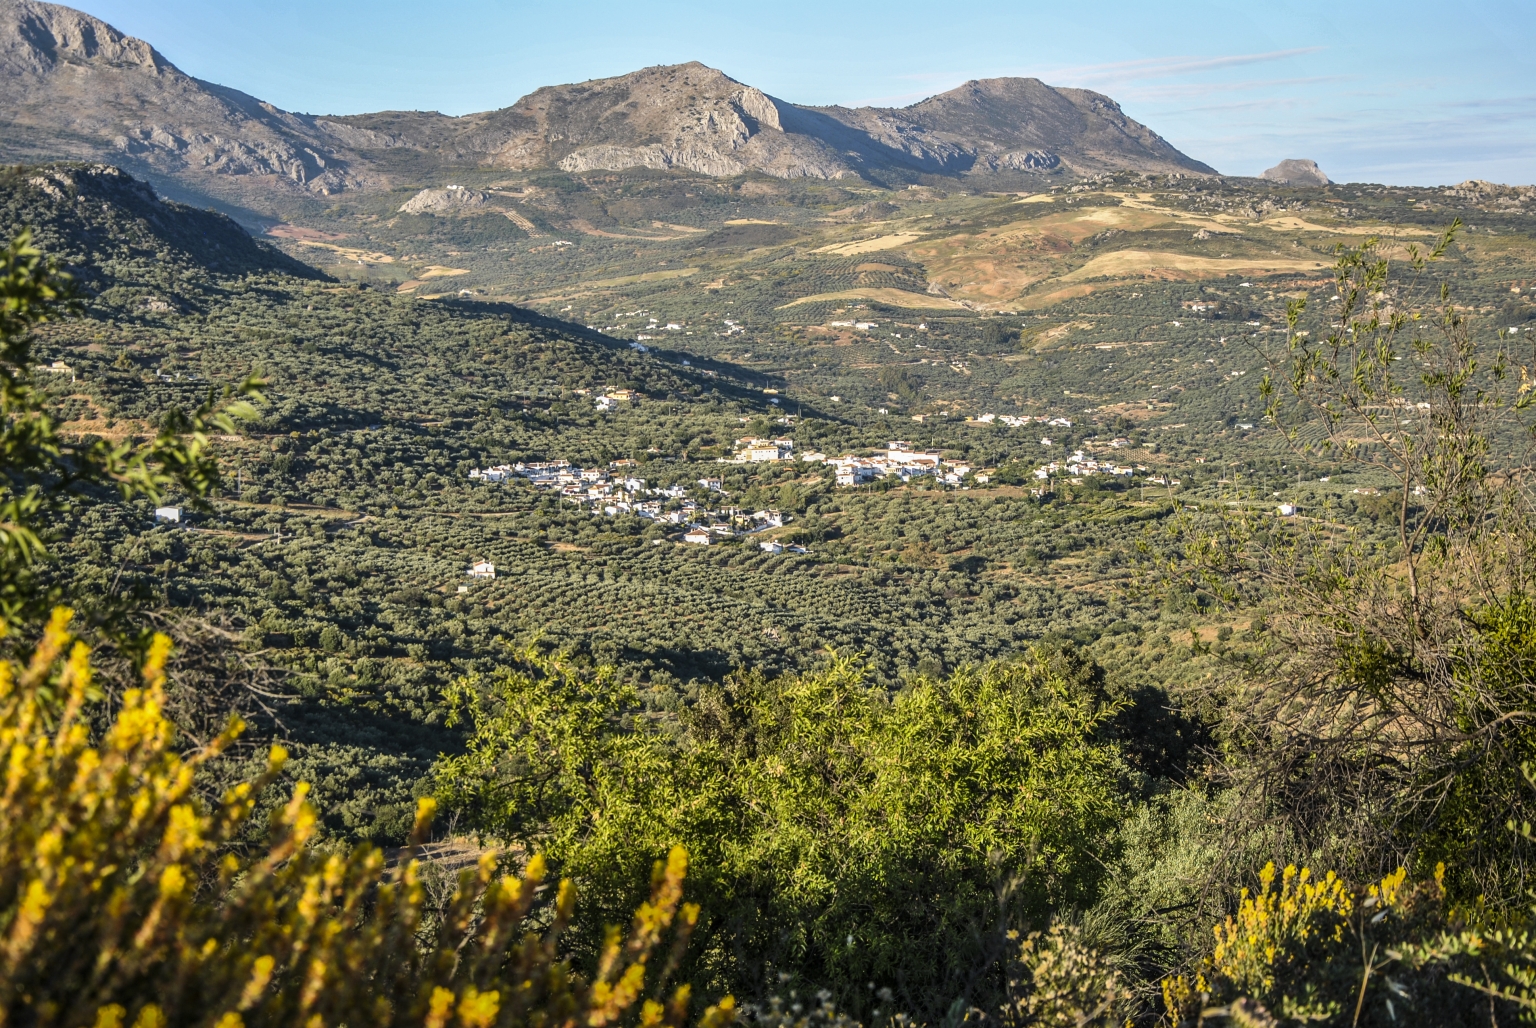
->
<box><xmin>435</xmin><ymin>650</ymin><xmax>1130</xmax><ymax>1018</ymax></box>
<box><xmin>0</xmin><ymin>607</ymin><xmax>733</xmax><ymax>1028</ymax></box>
<box><xmin>1161</xmin><ymin>861</ymin><xmax>1515</xmax><ymax>1027</ymax></box>
<box><xmin>997</xmin><ymin>924</ymin><xmax>1133</xmax><ymax>1028</ymax></box>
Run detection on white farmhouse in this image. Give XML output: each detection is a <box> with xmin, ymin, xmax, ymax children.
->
<box><xmin>468</xmin><ymin>561</ymin><xmax>496</xmax><ymax>579</ymax></box>
<box><xmin>154</xmin><ymin>506</ymin><xmax>182</xmax><ymax>523</ymax></box>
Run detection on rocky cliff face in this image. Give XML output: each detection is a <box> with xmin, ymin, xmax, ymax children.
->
<box><xmin>0</xmin><ymin>0</ymin><xmax>1217</xmax><ymax>214</ymax></box>
<box><xmin>327</xmin><ymin>63</ymin><xmax>863</xmax><ymax>181</ymax></box>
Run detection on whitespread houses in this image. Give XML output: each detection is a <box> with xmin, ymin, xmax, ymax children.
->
<box><xmin>467</xmin><ymin>459</ymin><xmax>793</xmax><ymax>545</ymax></box>
<box><xmin>729</xmin><ymin>438</ymin><xmax>979</xmax><ymax>488</ymax></box>
<box><xmin>1034</xmin><ymin>451</ymin><xmax>1138</xmax><ymax>482</ymax></box>
<box><xmin>825</xmin><ymin>442</ymin><xmax>973</xmax><ymax>487</ymax></box>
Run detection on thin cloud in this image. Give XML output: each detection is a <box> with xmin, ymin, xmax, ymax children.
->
<box><xmin>1045</xmin><ymin>47</ymin><xmax>1326</xmax><ymax>85</ymax></box>
<box><xmin>843</xmin><ymin>47</ymin><xmax>1328</xmax><ymax>106</ymax></box>
<box><xmin>1120</xmin><ymin>75</ymin><xmax>1348</xmax><ymax>101</ymax></box>
<box><xmin>1442</xmin><ymin>94</ymin><xmax>1536</xmax><ymax>110</ymax></box>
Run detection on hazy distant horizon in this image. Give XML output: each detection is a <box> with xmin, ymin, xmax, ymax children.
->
<box><xmin>72</xmin><ymin>0</ymin><xmax>1536</xmax><ymax>187</ymax></box>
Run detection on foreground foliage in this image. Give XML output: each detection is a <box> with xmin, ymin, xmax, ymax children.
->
<box><xmin>0</xmin><ymin>607</ymin><xmax>732</xmax><ymax>1028</ymax></box>
<box><xmin>436</xmin><ymin>651</ymin><xmax>1128</xmax><ymax>1019</ymax></box>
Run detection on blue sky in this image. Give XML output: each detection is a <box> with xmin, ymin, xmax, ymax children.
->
<box><xmin>82</xmin><ymin>0</ymin><xmax>1535</xmax><ymax>186</ymax></box>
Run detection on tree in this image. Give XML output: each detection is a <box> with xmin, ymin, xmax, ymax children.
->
<box><xmin>1166</xmin><ymin>224</ymin><xmax>1536</xmax><ymax>903</ymax></box>
<box><xmin>435</xmin><ymin>649</ymin><xmax>1129</xmax><ymax>1019</ymax></box>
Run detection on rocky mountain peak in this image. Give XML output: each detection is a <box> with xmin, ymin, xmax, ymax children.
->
<box><xmin>1261</xmin><ymin>159</ymin><xmax>1330</xmax><ymax>186</ymax></box>
<box><xmin>0</xmin><ymin>0</ymin><xmax>165</xmax><ymax>77</ymax></box>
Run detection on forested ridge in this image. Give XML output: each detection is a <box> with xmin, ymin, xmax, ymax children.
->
<box><xmin>4</xmin><ymin>162</ymin><xmax>1536</xmax><ymax>1026</ymax></box>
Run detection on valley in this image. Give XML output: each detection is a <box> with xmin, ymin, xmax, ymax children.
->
<box><xmin>5</xmin><ymin>0</ymin><xmax>1536</xmax><ymax>1022</ymax></box>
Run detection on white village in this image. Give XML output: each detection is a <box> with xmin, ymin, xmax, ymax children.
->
<box><xmin>467</xmin><ymin>421</ymin><xmax>1175</xmax><ymax>554</ymax></box>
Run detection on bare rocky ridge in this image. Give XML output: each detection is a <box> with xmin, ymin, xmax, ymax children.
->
<box><xmin>328</xmin><ymin>62</ymin><xmax>1216</xmax><ymax>182</ymax></box>
<box><xmin>0</xmin><ymin>0</ymin><xmax>381</xmax><ymax>203</ymax></box>
<box><xmin>0</xmin><ymin>0</ymin><xmax>1216</xmax><ymax>216</ymax></box>
<box><xmin>397</xmin><ymin>185</ymin><xmax>490</xmax><ymax>214</ymax></box>
<box><xmin>1261</xmin><ymin>159</ymin><xmax>1330</xmax><ymax>186</ymax></box>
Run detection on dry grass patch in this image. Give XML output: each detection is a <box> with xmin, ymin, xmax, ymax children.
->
<box><xmin>1059</xmin><ymin>249</ymin><xmax>1329</xmax><ymax>282</ymax></box>
<box><xmin>779</xmin><ymin>288</ymin><xmax>967</xmax><ymax>310</ymax></box>
<box><xmin>813</xmin><ymin>232</ymin><xmax>926</xmax><ymax>256</ymax></box>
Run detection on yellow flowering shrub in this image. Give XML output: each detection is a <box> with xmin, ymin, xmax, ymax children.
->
<box><xmin>1209</xmin><ymin>862</ymin><xmax>1360</xmax><ymax>996</ymax></box>
<box><xmin>1159</xmin><ymin>861</ymin><xmax>1497</xmax><ymax>1026</ymax></box>
<box><xmin>0</xmin><ymin>608</ymin><xmax>735</xmax><ymax>1028</ymax></box>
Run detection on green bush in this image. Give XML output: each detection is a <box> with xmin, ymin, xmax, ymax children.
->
<box><xmin>435</xmin><ymin>650</ymin><xmax>1130</xmax><ymax>1017</ymax></box>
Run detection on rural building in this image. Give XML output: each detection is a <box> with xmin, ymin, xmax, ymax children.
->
<box><xmin>154</xmin><ymin>506</ymin><xmax>182</xmax><ymax>523</ymax></box>
<box><xmin>468</xmin><ymin>561</ymin><xmax>496</xmax><ymax>579</ymax></box>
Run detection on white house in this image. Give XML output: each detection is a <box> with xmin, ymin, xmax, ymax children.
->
<box><xmin>885</xmin><ymin>442</ymin><xmax>941</xmax><ymax>467</ymax></box>
<box><xmin>759</xmin><ymin>540</ymin><xmax>784</xmax><ymax>555</ymax></box>
<box><xmin>468</xmin><ymin>561</ymin><xmax>496</xmax><ymax>579</ymax></box>
<box><xmin>836</xmin><ymin>465</ymin><xmax>877</xmax><ymax>487</ymax></box>
<box><xmin>153</xmin><ymin>506</ymin><xmax>182</xmax><ymax>523</ymax></box>
<box><xmin>684</xmin><ymin>529</ymin><xmax>712</xmax><ymax>545</ymax></box>
<box><xmin>1278</xmin><ymin>504</ymin><xmax>1297</xmax><ymax>517</ymax></box>
<box><xmin>734</xmin><ymin>437</ymin><xmax>794</xmax><ymax>462</ymax></box>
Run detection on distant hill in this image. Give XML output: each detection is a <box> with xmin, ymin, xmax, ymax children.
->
<box><xmin>0</xmin><ymin>0</ymin><xmax>387</xmax><ymax>213</ymax></box>
<box><xmin>0</xmin><ymin>161</ymin><xmax>761</xmax><ymax>432</ymax></box>
<box><xmin>0</xmin><ymin>0</ymin><xmax>1215</xmax><ymax>217</ymax></box>
<box><xmin>328</xmin><ymin>62</ymin><xmax>1216</xmax><ymax>184</ymax></box>
<box><xmin>0</xmin><ymin>162</ymin><xmax>320</xmax><ymax>300</ymax></box>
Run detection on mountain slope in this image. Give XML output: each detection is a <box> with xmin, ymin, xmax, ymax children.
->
<box><xmin>0</xmin><ymin>0</ymin><xmax>378</xmax><ymax>205</ymax></box>
<box><xmin>0</xmin><ymin>0</ymin><xmax>1215</xmax><ymax>216</ymax></box>
<box><xmin>328</xmin><ymin>62</ymin><xmax>1216</xmax><ymax>182</ymax></box>
<box><xmin>818</xmin><ymin>77</ymin><xmax>1216</xmax><ymax>177</ymax></box>
<box><xmin>0</xmin><ymin>163</ymin><xmax>757</xmax><ymax>432</ymax></box>
<box><xmin>2</xmin><ymin>163</ymin><xmax>318</xmax><ymax>283</ymax></box>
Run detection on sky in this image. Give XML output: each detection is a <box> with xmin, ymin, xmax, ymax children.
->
<box><xmin>80</xmin><ymin>0</ymin><xmax>1536</xmax><ymax>186</ymax></box>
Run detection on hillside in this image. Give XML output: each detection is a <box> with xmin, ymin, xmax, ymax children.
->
<box><xmin>1</xmin><ymin>162</ymin><xmax>763</xmax><ymax>434</ymax></box>
<box><xmin>0</xmin><ymin>0</ymin><xmax>1213</xmax><ymax>220</ymax></box>
<box><xmin>13</xmin><ymin>158</ymin><xmax>1534</xmax><ymax>838</ymax></box>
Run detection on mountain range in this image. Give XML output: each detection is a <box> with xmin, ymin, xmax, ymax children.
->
<box><xmin>0</xmin><ymin>0</ymin><xmax>1215</xmax><ymax>216</ymax></box>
